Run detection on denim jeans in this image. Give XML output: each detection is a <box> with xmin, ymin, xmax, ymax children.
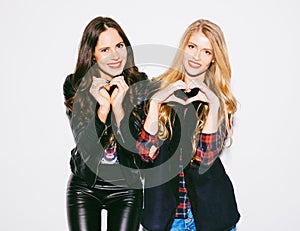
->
<box><xmin>169</xmin><ymin>206</ymin><xmax>236</xmax><ymax>231</ymax></box>
<box><xmin>169</xmin><ymin>206</ymin><xmax>196</xmax><ymax>231</ymax></box>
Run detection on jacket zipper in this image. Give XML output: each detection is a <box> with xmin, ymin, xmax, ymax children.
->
<box><xmin>133</xmin><ymin>155</ymin><xmax>143</xmax><ymax>183</ymax></box>
<box><xmin>116</xmin><ymin>127</ymin><xmax>125</xmax><ymax>143</ymax></box>
<box><xmin>118</xmin><ymin>126</ymin><xmax>144</xmax><ymax>198</ymax></box>
<box><xmin>116</xmin><ymin>126</ymin><xmax>143</xmax><ymax>182</ymax></box>
<box><xmin>133</xmin><ymin>154</ymin><xmax>144</xmax><ymax>208</ymax></box>
<box><xmin>92</xmin><ymin>124</ymin><xmax>111</xmax><ymax>187</ymax></box>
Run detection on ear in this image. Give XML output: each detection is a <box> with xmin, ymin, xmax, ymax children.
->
<box><xmin>92</xmin><ymin>56</ymin><xmax>96</xmax><ymax>61</ymax></box>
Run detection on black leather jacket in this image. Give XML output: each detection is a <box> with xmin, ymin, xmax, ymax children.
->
<box><xmin>63</xmin><ymin>73</ymin><xmax>147</xmax><ymax>188</ymax></box>
<box><xmin>120</xmin><ymin>79</ymin><xmax>240</xmax><ymax>230</ymax></box>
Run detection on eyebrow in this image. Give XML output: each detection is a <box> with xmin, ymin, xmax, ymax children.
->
<box><xmin>98</xmin><ymin>46</ymin><xmax>109</xmax><ymax>51</ymax></box>
<box><xmin>116</xmin><ymin>41</ymin><xmax>125</xmax><ymax>46</ymax></box>
<box><xmin>98</xmin><ymin>41</ymin><xmax>125</xmax><ymax>50</ymax></box>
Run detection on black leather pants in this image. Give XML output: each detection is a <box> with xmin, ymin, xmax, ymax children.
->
<box><xmin>67</xmin><ymin>174</ymin><xmax>143</xmax><ymax>231</ymax></box>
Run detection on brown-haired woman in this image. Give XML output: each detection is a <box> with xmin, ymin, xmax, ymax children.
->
<box><xmin>63</xmin><ymin>16</ymin><xmax>147</xmax><ymax>231</ymax></box>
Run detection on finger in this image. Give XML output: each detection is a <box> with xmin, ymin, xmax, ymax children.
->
<box><xmin>91</xmin><ymin>77</ymin><xmax>109</xmax><ymax>90</ymax></box>
<box><xmin>118</xmin><ymin>77</ymin><xmax>128</xmax><ymax>90</ymax></box>
<box><xmin>90</xmin><ymin>87</ymin><xmax>109</xmax><ymax>99</ymax></box>
<box><xmin>174</xmin><ymin>80</ymin><xmax>188</xmax><ymax>89</ymax></box>
<box><xmin>165</xmin><ymin>95</ymin><xmax>186</xmax><ymax>105</ymax></box>
<box><xmin>92</xmin><ymin>76</ymin><xmax>108</xmax><ymax>84</ymax></box>
<box><xmin>110</xmin><ymin>76</ymin><xmax>128</xmax><ymax>89</ymax></box>
<box><xmin>167</xmin><ymin>81</ymin><xmax>187</xmax><ymax>94</ymax></box>
<box><xmin>187</xmin><ymin>80</ymin><xmax>201</xmax><ymax>90</ymax></box>
<box><xmin>99</xmin><ymin>87</ymin><xmax>109</xmax><ymax>95</ymax></box>
<box><xmin>190</xmin><ymin>91</ymin><xmax>208</xmax><ymax>103</ymax></box>
<box><xmin>110</xmin><ymin>79</ymin><xmax>128</xmax><ymax>93</ymax></box>
<box><xmin>110</xmin><ymin>81</ymin><xmax>122</xmax><ymax>91</ymax></box>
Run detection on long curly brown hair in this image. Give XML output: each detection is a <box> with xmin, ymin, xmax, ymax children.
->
<box><xmin>64</xmin><ymin>16</ymin><xmax>141</xmax><ymax>123</ymax></box>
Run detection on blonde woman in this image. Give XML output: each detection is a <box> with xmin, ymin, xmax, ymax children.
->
<box><xmin>125</xmin><ymin>19</ymin><xmax>240</xmax><ymax>230</ymax></box>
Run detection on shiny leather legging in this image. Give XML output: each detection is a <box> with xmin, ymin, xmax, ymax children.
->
<box><xmin>67</xmin><ymin>174</ymin><xmax>143</xmax><ymax>231</ymax></box>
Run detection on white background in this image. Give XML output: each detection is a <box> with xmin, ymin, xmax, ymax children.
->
<box><xmin>1</xmin><ymin>0</ymin><xmax>299</xmax><ymax>230</ymax></box>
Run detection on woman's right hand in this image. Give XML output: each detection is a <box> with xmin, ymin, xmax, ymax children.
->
<box><xmin>143</xmin><ymin>80</ymin><xmax>188</xmax><ymax>135</ymax></box>
<box><xmin>89</xmin><ymin>76</ymin><xmax>111</xmax><ymax>122</ymax></box>
<box><xmin>151</xmin><ymin>80</ymin><xmax>188</xmax><ymax>105</ymax></box>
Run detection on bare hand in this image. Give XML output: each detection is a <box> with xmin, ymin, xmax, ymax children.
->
<box><xmin>109</xmin><ymin>76</ymin><xmax>129</xmax><ymax>110</ymax></box>
<box><xmin>89</xmin><ymin>76</ymin><xmax>111</xmax><ymax>110</ymax></box>
<box><xmin>186</xmin><ymin>80</ymin><xmax>220</xmax><ymax>110</ymax></box>
<box><xmin>151</xmin><ymin>80</ymin><xmax>188</xmax><ymax>105</ymax></box>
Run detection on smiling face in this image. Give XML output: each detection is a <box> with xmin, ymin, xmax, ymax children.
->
<box><xmin>183</xmin><ymin>30</ymin><xmax>214</xmax><ymax>82</ymax></box>
<box><xmin>94</xmin><ymin>27</ymin><xmax>127</xmax><ymax>80</ymax></box>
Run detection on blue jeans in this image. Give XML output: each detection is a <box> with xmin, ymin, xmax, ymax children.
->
<box><xmin>169</xmin><ymin>206</ymin><xmax>196</xmax><ymax>231</ymax></box>
<box><xmin>169</xmin><ymin>206</ymin><xmax>236</xmax><ymax>231</ymax></box>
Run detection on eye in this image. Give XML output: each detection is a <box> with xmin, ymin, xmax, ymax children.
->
<box><xmin>203</xmin><ymin>50</ymin><xmax>212</xmax><ymax>55</ymax></box>
<box><xmin>116</xmin><ymin>43</ymin><xmax>124</xmax><ymax>49</ymax></box>
<box><xmin>188</xmin><ymin>44</ymin><xmax>195</xmax><ymax>49</ymax></box>
<box><xmin>100</xmin><ymin>48</ymin><xmax>109</xmax><ymax>53</ymax></box>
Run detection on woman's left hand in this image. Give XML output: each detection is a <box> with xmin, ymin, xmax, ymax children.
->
<box><xmin>186</xmin><ymin>80</ymin><xmax>220</xmax><ymax>111</ymax></box>
<box><xmin>109</xmin><ymin>76</ymin><xmax>129</xmax><ymax>110</ymax></box>
<box><xmin>187</xmin><ymin>80</ymin><xmax>220</xmax><ymax>133</ymax></box>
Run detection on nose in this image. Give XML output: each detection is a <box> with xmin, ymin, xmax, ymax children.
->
<box><xmin>193</xmin><ymin>49</ymin><xmax>201</xmax><ymax>60</ymax></box>
<box><xmin>110</xmin><ymin>49</ymin><xmax>120</xmax><ymax>60</ymax></box>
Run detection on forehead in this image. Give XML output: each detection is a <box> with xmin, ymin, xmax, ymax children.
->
<box><xmin>97</xmin><ymin>27</ymin><xmax>123</xmax><ymax>47</ymax></box>
<box><xmin>188</xmin><ymin>31</ymin><xmax>212</xmax><ymax>49</ymax></box>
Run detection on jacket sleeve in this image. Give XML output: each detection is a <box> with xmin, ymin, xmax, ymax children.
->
<box><xmin>63</xmin><ymin>75</ymin><xmax>107</xmax><ymax>172</ymax></box>
<box><xmin>116</xmin><ymin>77</ymin><xmax>161</xmax><ymax>163</ymax></box>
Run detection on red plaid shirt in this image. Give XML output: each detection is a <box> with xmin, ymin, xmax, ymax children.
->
<box><xmin>136</xmin><ymin>125</ymin><xmax>227</xmax><ymax>219</ymax></box>
<box><xmin>136</xmin><ymin>128</ymin><xmax>160</xmax><ymax>163</ymax></box>
<box><xmin>193</xmin><ymin>127</ymin><xmax>226</xmax><ymax>166</ymax></box>
<box><xmin>136</xmin><ymin>126</ymin><xmax>226</xmax><ymax>165</ymax></box>
<box><xmin>175</xmin><ymin>153</ymin><xmax>189</xmax><ymax>218</ymax></box>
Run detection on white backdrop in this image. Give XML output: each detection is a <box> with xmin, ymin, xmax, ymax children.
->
<box><xmin>1</xmin><ymin>0</ymin><xmax>299</xmax><ymax>230</ymax></box>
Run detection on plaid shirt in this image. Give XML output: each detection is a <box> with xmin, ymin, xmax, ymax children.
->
<box><xmin>193</xmin><ymin>127</ymin><xmax>226</xmax><ymax>166</ymax></box>
<box><xmin>136</xmin><ymin>126</ymin><xmax>226</xmax><ymax>165</ymax></box>
<box><xmin>136</xmin><ymin>126</ymin><xmax>227</xmax><ymax>219</ymax></box>
<box><xmin>175</xmin><ymin>153</ymin><xmax>189</xmax><ymax>219</ymax></box>
<box><xmin>175</xmin><ymin>129</ymin><xmax>227</xmax><ymax>219</ymax></box>
<box><xmin>136</xmin><ymin>128</ymin><xmax>160</xmax><ymax>163</ymax></box>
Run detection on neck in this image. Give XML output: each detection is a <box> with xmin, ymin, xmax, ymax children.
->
<box><xmin>184</xmin><ymin>73</ymin><xmax>205</xmax><ymax>85</ymax></box>
<box><xmin>99</xmin><ymin>70</ymin><xmax>114</xmax><ymax>82</ymax></box>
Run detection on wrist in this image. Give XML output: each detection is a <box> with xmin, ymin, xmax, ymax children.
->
<box><xmin>149</xmin><ymin>99</ymin><xmax>161</xmax><ymax>111</ymax></box>
<box><xmin>209</xmin><ymin>101</ymin><xmax>220</xmax><ymax>113</ymax></box>
<box><xmin>97</xmin><ymin>106</ymin><xmax>110</xmax><ymax>123</ymax></box>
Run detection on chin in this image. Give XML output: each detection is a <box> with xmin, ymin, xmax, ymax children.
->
<box><xmin>105</xmin><ymin>69</ymin><xmax>122</xmax><ymax>77</ymax></box>
<box><xmin>185</xmin><ymin>71</ymin><xmax>201</xmax><ymax>77</ymax></box>
<box><xmin>185</xmin><ymin>68</ymin><xmax>206</xmax><ymax>77</ymax></box>
<box><xmin>113</xmin><ymin>70</ymin><xmax>123</xmax><ymax>77</ymax></box>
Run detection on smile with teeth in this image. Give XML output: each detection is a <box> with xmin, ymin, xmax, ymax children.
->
<box><xmin>188</xmin><ymin>60</ymin><xmax>201</xmax><ymax>68</ymax></box>
<box><xmin>108</xmin><ymin>61</ymin><xmax>122</xmax><ymax>69</ymax></box>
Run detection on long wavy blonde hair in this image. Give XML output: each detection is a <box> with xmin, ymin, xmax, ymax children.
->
<box><xmin>153</xmin><ymin>19</ymin><xmax>237</xmax><ymax>151</ymax></box>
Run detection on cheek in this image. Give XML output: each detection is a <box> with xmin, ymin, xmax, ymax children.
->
<box><xmin>183</xmin><ymin>53</ymin><xmax>190</xmax><ymax>64</ymax></box>
<box><xmin>204</xmin><ymin>57</ymin><xmax>213</xmax><ymax>67</ymax></box>
<box><xmin>182</xmin><ymin>56</ymin><xmax>188</xmax><ymax>69</ymax></box>
<box><xmin>96</xmin><ymin>54</ymin><xmax>109</xmax><ymax>64</ymax></box>
<box><xmin>184</xmin><ymin>49</ymin><xmax>193</xmax><ymax>58</ymax></box>
<box><xmin>120</xmin><ymin>49</ymin><xmax>127</xmax><ymax>59</ymax></box>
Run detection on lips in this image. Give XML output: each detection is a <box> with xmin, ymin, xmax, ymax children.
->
<box><xmin>188</xmin><ymin>60</ymin><xmax>201</xmax><ymax>68</ymax></box>
<box><xmin>107</xmin><ymin>61</ymin><xmax>122</xmax><ymax>69</ymax></box>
